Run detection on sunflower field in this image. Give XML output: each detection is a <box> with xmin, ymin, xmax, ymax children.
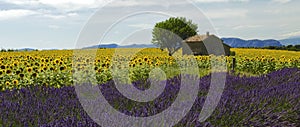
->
<box><xmin>0</xmin><ymin>48</ymin><xmax>299</xmax><ymax>91</ymax></box>
<box><xmin>0</xmin><ymin>48</ymin><xmax>300</xmax><ymax>126</ymax></box>
<box><xmin>232</xmin><ymin>48</ymin><xmax>300</xmax><ymax>75</ymax></box>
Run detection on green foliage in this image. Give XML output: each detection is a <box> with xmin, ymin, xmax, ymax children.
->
<box><xmin>230</xmin><ymin>51</ymin><xmax>236</xmax><ymax>56</ymax></box>
<box><xmin>152</xmin><ymin>17</ymin><xmax>198</xmax><ymax>56</ymax></box>
<box><xmin>244</xmin><ymin>45</ymin><xmax>300</xmax><ymax>51</ymax></box>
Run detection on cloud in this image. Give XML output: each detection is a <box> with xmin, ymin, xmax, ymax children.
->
<box><xmin>108</xmin><ymin>0</ymin><xmax>250</xmax><ymax>7</ymax></box>
<box><xmin>37</xmin><ymin>0</ymin><xmax>109</xmax><ymax>11</ymax></box>
<box><xmin>3</xmin><ymin>0</ymin><xmax>112</xmax><ymax>11</ymax></box>
<box><xmin>43</xmin><ymin>14</ymin><xmax>66</xmax><ymax>19</ymax></box>
<box><xmin>2</xmin><ymin>0</ymin><xmax>250</xmax><ymax>11</ymax></box>
<box><xmin>272</xmin><ymin>0</ymin><xmax>291</xmax><ymax>4</ymax></box>
<box><xmin>1</xmin><ymin>0</ymin><xmax>85</xmax><ymax>20</ymax></box>
<box><xmin>67</xmin><ymin>13</ymin><xmax>79</xmax><ymax>17</ymax></box>
<box><xmin>195</xmin><ymin>0</ymin><xmax>249</xmax><ymax>3</ymax></box>
<box><xmin>0</xmin><ymin>9</ymin><xmax>38</xmax><ymax>20</ymax></box>
<box><xmin>2</xmin><ymin>0</ymin><xmax>40</xmax><ymax>6</ymax></box>
<box><xmin>281</xmin><ymin>30</ymin><xmax>300</xmax><ymax>38</ymax></box>
<box><xmin>233</xmin><ymin>25</ymin><xmax>262</xmax><ymax>30</ymax></box>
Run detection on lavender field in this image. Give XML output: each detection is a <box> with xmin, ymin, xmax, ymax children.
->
<box><xmin>1</xmin><ymin>68</ymin><xmax>299</xmax><ymax>126</ymax></box>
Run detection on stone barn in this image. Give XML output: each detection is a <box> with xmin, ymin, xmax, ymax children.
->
<box><xmin>182</xmin><ymin>32</ymin><xmax>231</xmax><ymax>56</ymax></box>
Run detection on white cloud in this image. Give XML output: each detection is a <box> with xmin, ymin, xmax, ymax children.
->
<box><xmin>233</xmin><ymin>25</ymin><xmax>262</xmax><ymax>30</ymax></box>
<box><xmin>41</xmin><ymin>12</ymin><xmax>78</xmax><ymax>19</ymax></box>
<box><xmin>1</xmin><ymin>0</ymin><xmax>92</xmax><ymax>20</ymax></box>
<box><xmin>38</xmin><ymin>0</ymin><xmax>108</xmax><ymax>11</ymax></box>
<box><xmin>67</xmin><ymin>13</ymin><xmax>79</xmax><ymax>17</ymax></box>
<box><xmin>195</xmin><ymin>0</ymin><xmax>249</xmax><ymax>3</ymax></box>
<box><xmin>2</xmin><ymin>0</ymin><xmax>40</xmax><ymax>6</ymax></box>
<box><xmin>106</xmin><ymin>0</ymin><xmax>169</xmax><ymax>7</ymax></box>
<box><xmin>43</xmin><ymin>14</ymin><xmax>66</xmax><ymax>19</ymax></box>
<box><xmin>281</xmin><ymin>31</ymin><xmax>300</xmax><ymax>38</ymax></box>
<box><xmin>3</xmin><ymin>0</ymin><xmax>112</xmax><ymax>11</ymax></box>
<box><xmin>272</xmin><ymin>0</ymin><xmax>291</xmax><ymax>4</ymax></box>
<box><xmin>106</xmin><ymin>0</ymin><xmax>250</xmax><ymax>7</ymax></box>
<box><xmin>0</xmin><ymin>9</ymin><xmax>38</xmax><ymax>20</ymax></box>
<box><xmin>2</xmin><ymin>0</ymin><xmax>250</xmax><ymax>12</ymax></box>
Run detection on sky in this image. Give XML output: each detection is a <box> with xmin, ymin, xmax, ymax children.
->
<box><xmin>0</xmin><ymin>0</ymin><xmax>299</xmax><ymax>49</ymax></box>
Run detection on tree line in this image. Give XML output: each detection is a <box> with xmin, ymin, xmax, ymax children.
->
<box><xmin>238</xmin><ymin>45</ymin><xmax>300</xmax><ymax>51</ymax></box>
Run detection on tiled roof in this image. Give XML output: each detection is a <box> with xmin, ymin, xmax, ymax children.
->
<box><xmin>185</xmin><ymin>35</ymin><xmax>211</xmax><ymax>42</ymax></box>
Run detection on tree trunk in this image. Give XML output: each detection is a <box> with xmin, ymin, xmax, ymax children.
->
<box><xmin>168</xmin><ymin>47</ymin><xmax>181</xmax><ymax>56</ymax></box>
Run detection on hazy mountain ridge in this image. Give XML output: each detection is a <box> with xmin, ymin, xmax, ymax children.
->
<box><xmin>85</xmin><ymin>38</ymin><xmax>289</xmax><ymax>49</ymax></box>
<box><xmin>221</xmin><ymin>38</ymin><xmax>283</xmax><ymax>48</ymax></box>
<box><xmin>17</xmin><ymin>48</ymin><xmax>36</xmax><ymax>51</ymax></box>
<box><xmin>279</xmin><ymin>37</ymin><xmax>300</xmax><ymax>46</ymax></box>
<box><xmin>83</xmin><ymin>44</ymin><xmax>158</xmax><ymax>49</ymax></box>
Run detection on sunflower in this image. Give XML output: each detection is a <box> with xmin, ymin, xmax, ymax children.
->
<box><xmin>19</xmin><ymin>73</ymin><xmax>25</xmax><ymax>78</ymax></box>
<box><xmin>26</xmin><ymin>67</ymin><xmax>33</xmax><ymax>73</ymax></box>
<box><xmin>105</xmin><ymin>62</ymin><xmax>110</xmax><ymax>67</ymax></box>
<box><xmin>149</xmin><ymin>61</ymin><xmax>154</xmax><ymax>65</ymax></box>
<box><xmin>5</xmin><ymin>81</ymin><xmax>10</xmax><ymax>86</ymax></box>
<box><xmin>32</xmin><ymin>73</ymin><xmax>37</xmax><ymax>78</ymax></box>
<box><xmin>34</xmin><ymin>62</ymin><xmax>39</xmax><ymax>66</ymax></box>
<box><xmin>144</xmin><ymin>57</ymin><xmax>148</xmax><ymax>62</ymax></box>
<box><xmin>0</xmin><ymin>65</ymin><xmax>5</xmax><ymax>69</ymax></box>
<box><xmin>155</xmin><ymin>62</ymin><xmax>160</xmax><ymax>66</ymax></box>
<box><xmin>0</xmin><ymin>70</ymin><xmax>3</xmax><ymax>76</ymax></box>
<box><xmin>59</xmin><ymin>66</ymin><xmax>66</xmax><ymax>71</ymax></box>
<box><xmin>6</xmin><ymin>69</ymin><xmax>12</xmax><ymax>74</ymax></box>
<box><xmin>13</xmin><ymin>62</ymin><xmax>18</xmax><ymax>67</ymax></box>
<box><xmin>13</xmin><ymin>80</ymin><xmax>19</xmax><ymax>85</ymax></box>
<box><xmin>55</xmin><ymin>59</ymin><xmax>60</xmax><ymax>64</ymax></box>
<box><xmin>15</xmin><ymin>70</ymin><xmax>21</xmax><ymax>75</ymax></box>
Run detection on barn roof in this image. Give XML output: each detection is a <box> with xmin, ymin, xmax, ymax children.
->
<box><xmin>183</xmin><ymin>34</ymin><xmax>232</xmax><ymax>48</ymax></box>
<box><xmin>185</xmin><ymin>35</ymin><xmax>209</xmax><ymax>42</ymax></box>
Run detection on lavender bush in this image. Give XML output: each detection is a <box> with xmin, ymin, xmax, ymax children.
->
<box><xmin>0</xmin><ymin>68</ymin><xmax>299</xmax><ymax>126</ymax></box>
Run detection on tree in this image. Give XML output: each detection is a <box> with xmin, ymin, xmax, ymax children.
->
<box><xmin>152</xmin><ymin>17</ymin><xmax>198</xmax><ymax>56</ymax></box>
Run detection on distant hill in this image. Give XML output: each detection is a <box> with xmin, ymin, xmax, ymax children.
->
<box><xmin>221</xmin><ymin>38</ymin><xmax>283</xmax><ymax>48</ymax></box>
<box><xmin>83</xmin><ymin>44</ymin><xmax>158</xmax><ymax>49</ymax></box>
<box><xmin>40</xmin><ymin>49</ymin><xmax>59</xmax><ymax>51</ymax></box>
<box><xmin>279</xmin><ymin>37</ymin><xmax>300</xmax><ymax>46</ymax></box>
<box><xmin>18</xmin><ymin>48</ymin><xmax>36</xmax><ymax>51</ymax></box>
<box><xmin>84</xmin><ymin>44</ymin><xmax>118</xmax><ymax>49</ymax></box>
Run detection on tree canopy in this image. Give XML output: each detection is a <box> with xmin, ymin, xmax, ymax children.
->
<box><xmin>151</xmin><ymin>17</ymin><xmax>198</xmax><ymax>56</ymax></box>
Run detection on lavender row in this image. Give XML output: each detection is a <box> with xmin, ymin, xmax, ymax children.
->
<box><xmin>0</xmin><ymin>68</ymin><xmax>299</xmax><ymax>126</ymax></box>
